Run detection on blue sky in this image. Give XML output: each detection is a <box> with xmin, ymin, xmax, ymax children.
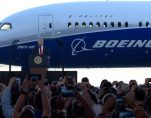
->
<box><xmin>0</xmin><ymin>0</ymin><xmax>104</xmax><ymax>21</ymax></box>
<box><xmin>0</xmin><ymin>0</ymin><xmax>150</xmax><ymax>21</ymax></box>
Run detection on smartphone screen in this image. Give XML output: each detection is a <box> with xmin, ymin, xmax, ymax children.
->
<box><xmin>16</xmin><ymin>78</ymin><xmax>21</xmax><ymax>86</ymax></box>
<box><xmin>44</xmin><ymin>80</ymin><xmax>49</xmax><ymax>86</ymax></box>
<box><xmin>119</xmin><ymin>111</ymin><xmax>135</xmax><ymax>118</ymax></box>
<box><xmin>29</xmin><ymin>74</ymin><xmax>41</xmax><ymax>81</ymax></box>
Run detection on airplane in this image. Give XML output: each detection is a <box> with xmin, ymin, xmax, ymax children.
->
<box><xmin>1</xmin><ymin>1</ymin><xmax>151</xmax><ymax>71</ymax></box>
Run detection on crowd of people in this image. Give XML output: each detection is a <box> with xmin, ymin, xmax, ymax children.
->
<box><xmin>0</xmin><ymin>74</ymin><xmax>151</xmax><ymax>118</ymax></box>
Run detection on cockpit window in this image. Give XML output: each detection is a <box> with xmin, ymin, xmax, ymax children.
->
<box><xmin>0</xmin><ymin>23</ymin><xmax>12</xmax><ymax>30</ymax></box>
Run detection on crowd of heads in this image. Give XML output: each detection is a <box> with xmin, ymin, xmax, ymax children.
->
<box><xmin>0</xmin><ymin>73</ymin><xmax>151</xmax><ymax>118</ymax></box>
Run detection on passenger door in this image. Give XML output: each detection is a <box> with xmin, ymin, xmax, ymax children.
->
<box><xmin>38</xmin><ymin>15</ymin><xmax>53</xmax><ymax>38</ymax></box>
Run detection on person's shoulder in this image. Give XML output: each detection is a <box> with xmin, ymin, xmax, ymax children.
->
<box><xmin>43</xmin><ymin>46</ymin><xmax>49</xmax><ymax>49</ymax></box>
<box><xmin>34</xmin><ymin>46</ymin><xmax>39</xmax><ymax>49</ymax></box>
<box><xmin>32</xmin><ymin>46</ymin><xmax>39</xmax><ymax>51</ymax></box>
<box><xmin>44</xmin><ymin>46</ymin><xmax>50</xmax><ymax>53</ymax></box>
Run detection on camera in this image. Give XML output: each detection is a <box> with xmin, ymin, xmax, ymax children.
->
<box><xmin>28</xmin><ymin>74</ymin><xmax>41</xmax><ymax>81</ymax></box>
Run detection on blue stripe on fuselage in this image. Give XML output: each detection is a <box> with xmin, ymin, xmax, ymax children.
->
<box><xmin>0</xmin><ymin>28</ymin><xmax>151</xmax><ymax>68</ymax></box>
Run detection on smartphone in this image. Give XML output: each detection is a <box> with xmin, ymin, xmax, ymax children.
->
<box><xmin>16</xmin><ymin>78</ymin><xmax>21</xmax><ymax>86</ymax></box>
<box><xmin>29</xmin><ymin>74</ymin><xmax>41</xmax><ymax>81</ymax></box>
<box><xmin>44</xmin><ymin>80</ymin><xmax>49</xmax><ymax>86</ymax></box>
<box><xmin>119</xmin><ymin>111</ymin><xmax>135</xmax><ymax>118</ymax></box>
<box><xmin>61</xmin><ymin>90</ymin><xmax>75</xmax><ymax>97</ymax></box>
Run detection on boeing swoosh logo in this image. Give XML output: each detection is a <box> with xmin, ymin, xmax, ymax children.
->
<box><xmin>71</xmin><ymin>37</ymin><xmax>93</xmax><ymax>56</ymax></box>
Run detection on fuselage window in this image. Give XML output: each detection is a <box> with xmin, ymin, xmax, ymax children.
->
<box><xmin>125</xmin><ymin>22</ymin><xmax>128</xmax><ymax>27</ymax></box>
<box><xmin>82</xmin><ymin>22</ymin><xmax>86</xmax><ymax>27</ymax></box>
<box><xmin>0</xmin><ymin>23</ymin><xmax>12</xmax><ymax>30</ymax></box>
<box><xmin>75</xmin><ymin>22</ymin><xmax>79</xmax><ymax>27</ymax></box>
<box><xmin>68</xmin><ymin>22</ymin><xmax>72</xmax><ymax>28</ymax></box>
<box><xmin>139</xmin><ymin>22</ymin><xmax>142</xmax><ymax>27</ymax></box>
<box><xmin>49</xmin><ymin>23</ymin><xmax>52</xmax><ymax>28</ymax></box>
<box><xmin>96</xmin><ymin>22</ymin><xmax>100</xmax><ymax>27</ymax></box>
<box><xmin>146</xmin><ymin>22</ymin><xmax>150</xmax><ymax>27</ymax></box>
<box><xmin>118</xmin><ymin>22</ymin><xmax>121</xmax><ymax>27</ymax></box>
<box><xmin>89</xmin><ymin>22</ymin><xmax>93</xmax><ymax>27</ymax></box>
<box><xmin>103</xmin><ymin>22</ymin><xmax>107</xmax><ymax>27</ymax></box>
<box><xmin>111</xmin><ymin>22</ymin><xmax>114</xmax><ymax>27</ymax></box>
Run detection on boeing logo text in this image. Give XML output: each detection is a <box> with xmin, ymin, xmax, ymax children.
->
<box><xmin>93</xmin><ymin>40</ymin><xmax>151</xmax><ymax>48</ymax></box>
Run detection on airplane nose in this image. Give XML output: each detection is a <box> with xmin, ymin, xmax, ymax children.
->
<box><xmin>0</xmin><ymin>32</ymin><xmax>7</xmax><ymax>46</ymax></box>
<box><xmin>0</xmin><ymin>32</ymin><xmax>14</xmax><ymax>47</ymax></box>
<box><xmin>0</xmin><ymin>46</ymin><xmax>10</xmax><ymax>64</ymax></box>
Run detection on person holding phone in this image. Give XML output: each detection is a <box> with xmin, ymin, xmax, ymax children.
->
<box><xmin>12</xmin><ymin>75</ymin><xmax>51</xmax><ymax>118</ymax></box>
<box><xmin>1</xmin><ymin>77</ymin><xmax>16</xmax><ymax>118</ymax></box>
